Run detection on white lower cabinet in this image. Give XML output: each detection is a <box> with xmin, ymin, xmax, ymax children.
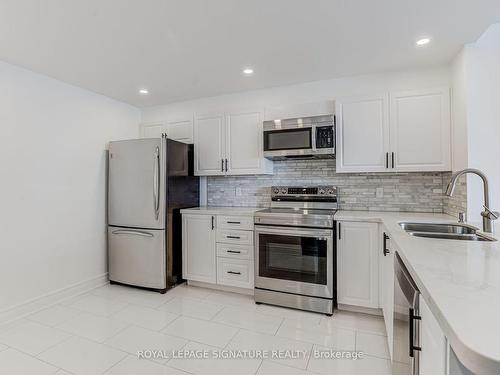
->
<box><xmin>217</xmin><ymin>257</ymin><xmax>254</xmax><ymax>289</ymax></box>
<box><xmin>337</xmin><ymin>221</ymin><xmax>379</xmax><ymax>308</ymax></box>
<box><xmin>215</xmin><ymin>216</ymin><xmax>254</xmax><ymax>289</ymax></box>
<box><xmin>216</xmin><ymin>243</ymin><xmax>252</xmax><ymax>260</ymax></box>
<box><xmin>217</xmin><ymin>215</ymin><xmax>254</xmax><ymax>231</ymax></box>
<box><xmin>182</xmin><ymin>214</ymin><xmax>216</xmax><ymax>283</ymax></box>
<box><xmin>216</xmin><ymin>229</ymin><xmax>253</xmax><ymax>246</ymax></box>
<box><xmin>182</xmin><ymin>212</ymin><xmax>254</xmax><ymax>290</ymax></box>
<box><xmin>420</xmin><ymin>295</ymin><xmax>447</xmax><ymax>375</ymax></box>
<box><xmin>333</xmin><ymin>220</ymin><xmax>463</xmax><ymax>375</ymax></box>
<box><xmin>379</xmin><ymin>227</ymin><xmax>394</xmax><ymax>359</ymax></box>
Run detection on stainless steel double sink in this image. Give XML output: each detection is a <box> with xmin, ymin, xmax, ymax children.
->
<box><xmin>399</xmin><ymin>222</ymin><xmax>497</xmax><ymax>242</ymax></box>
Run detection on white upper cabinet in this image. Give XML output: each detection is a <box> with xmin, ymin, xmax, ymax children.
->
<box><xmin>166</xmin><ymin>117</ymin><xmax>194</xmax><ymax>143</ymax></box>
<box><xmin>194</xmin><ymin>113</ymin><xmax>226</xmax><ymax>176</ymax></box>
<box><xmin>335</xmin><ymin>87</ymin><xmax>451</xmax><ymax>173</ymax></box>
<box><xmin>226</xmin><ymin>110</ymin><xmax>272</xmax><ymax>175</ymax></box>
<box><xmin>194</xmin><ymin>109</ymin><xmax>272</xmax><ymax>176</ymax></box>
<box><xmin>264</xmin><ymin>100</ymin><xmax>334</xmax><ymax>121</ymax></box>
<box><xmin>336</xmin><ymin>95</ymin><xmax>390</xmax><ymax>173</ymax></box>
<box><xmin>140</xmin><ymin>117</ymin><xmax>193</xmax><ymax>143</ymax></box>
<box><xmin>390</xmin><ymin>88</ymin><xmax>451</xmax><ymax>171</ymax></box>
<box><xmin>140</xmin><ymin>122</ymin><xmax>164</xmax><ymax>138</ymax></box>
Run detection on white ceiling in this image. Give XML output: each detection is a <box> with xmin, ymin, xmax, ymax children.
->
<box><xmin>0</xmin><ymin>1</ymin><xmax>499</xmax><ymax>107</ymax></box>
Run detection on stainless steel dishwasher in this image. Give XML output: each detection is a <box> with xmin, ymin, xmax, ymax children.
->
<box><xmin>393</xmin><ymin>252</ymin><xmax>421</xmax><ymax>375</ymax></box>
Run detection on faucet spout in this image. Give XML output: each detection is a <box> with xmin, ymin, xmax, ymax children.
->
<box><xmin>446</xmin><ymin>168</ymin><xmax>497</xmax><ymax>233</ymax></box>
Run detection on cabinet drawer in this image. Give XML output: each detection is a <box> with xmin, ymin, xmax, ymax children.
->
<box><xmin>216</xmin><ymin>243</ymin><xmax>253</xmax><ymax>260</ymax></box>
<box><xmin>217</xmin><ymin>215</ymin><xmax>254</xmax><ymax>230</ymax></box>
<box><xmin>216</xmin><ymin>229</ymin><xmax>254</xmax><ymax>245</ymax></box>
<box><xmin>217</xmin><ymin>257</ymin><xmax>254</xmax><ymax>289</ymax></box>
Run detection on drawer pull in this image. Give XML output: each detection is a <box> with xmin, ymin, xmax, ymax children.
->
<box><xmin>226</xmin><ymin>235</ymin><xmax>241</xmax><ymax>239</ymax></box>
<box><xmin>227</xmin><ymin>271</ymin><xmax>241</xmax><ymax>275</ymax></box>
<box><xmin>227</xmin><ymin>250</ymin><xmax>241</xmax><ymax>254</ymax></box>
<box><xmin>227</xmin><ymin>221</ymin><xmax>241</xmax><ymax>224</ymax></box>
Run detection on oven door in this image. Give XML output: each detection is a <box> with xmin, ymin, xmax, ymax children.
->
<box><xmin>255</xmin><ymin>225</ymin><xmax>333</xmax><ymax>298</ymax></box>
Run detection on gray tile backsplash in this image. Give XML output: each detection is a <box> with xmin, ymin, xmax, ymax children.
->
<box><xmin>207</xmin><ymin>159</ymin><xmax>458</xmax><ymax>213</ymax></box>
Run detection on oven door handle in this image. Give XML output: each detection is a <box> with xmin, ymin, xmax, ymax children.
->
<box><xmin>254</xmin><ymin>225</ymin><xmax>333</xmax><ymax>238</ymax></box>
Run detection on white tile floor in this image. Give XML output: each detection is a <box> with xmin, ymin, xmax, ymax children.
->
<box><xmin>0</xmin><ymin>283</ymin><xmax>394</xmax><ymax>375</ymax></box>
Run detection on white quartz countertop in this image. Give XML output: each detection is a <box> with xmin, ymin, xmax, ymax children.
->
<box><xmin>180</xmin><ymin>206</ymin><xmax>262</xmax><ymax>216</ymax></box>
<box><xmin>336</xmin><ymin>210</ymin><xmax>500</xmax><ymax>375</ymax></box>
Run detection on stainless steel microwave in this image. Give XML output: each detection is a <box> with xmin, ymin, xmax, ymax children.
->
<box><xmin>263</xmin><ymin>115</ymin><xmax>335</xmax><ymax>160</ymax></box>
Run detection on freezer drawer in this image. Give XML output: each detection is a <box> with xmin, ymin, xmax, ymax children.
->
<box><xmin>108</xmin><ymin>226</ymin><xmax>166</xmax><ymax>289</ymax></box>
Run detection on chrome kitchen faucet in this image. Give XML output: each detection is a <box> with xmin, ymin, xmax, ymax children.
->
<box><xmin>445</xmin><ymin>168</ymin><xmax>499</xmax><ymax>233</ymax></box>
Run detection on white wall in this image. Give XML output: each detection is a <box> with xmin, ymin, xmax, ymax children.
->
<box><xmin>450</xmin><ymin>24</ymin><xmax>500</xmax><ymax>229</ymax></box>
<box><xmin>450</xmin><ymin>49</ymin><xmax>469</xmax><ymax>172</ymax></box>
<box><xmin>0</xmin><ymin>61</ymin><xmax>140</xmax><ymax>313</ymax></box>
<box><xmin>142</xmin><ymin>67</ymin><xmax>450</xmax><ymax>122</ymax></box>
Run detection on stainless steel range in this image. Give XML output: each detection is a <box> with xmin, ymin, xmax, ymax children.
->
<box><xmin>254</xmin><ymin>186</ymin><xmax>337</xmax><ymax>315</ymax></box>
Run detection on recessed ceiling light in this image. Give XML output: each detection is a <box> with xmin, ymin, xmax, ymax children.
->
<box><xmin>416</xmin><ymin>38</ymin><xmax>431</xmax><ymax>46</ymax></box>
<box><xmin>242</xmin><ymin>68</ymin><xmax>254</xmax><ymax>75</ymax></box>
<box><xmin>139</xmin><ymin>89</ymin><xmax>149</xmax><ymax>94</ymax></box>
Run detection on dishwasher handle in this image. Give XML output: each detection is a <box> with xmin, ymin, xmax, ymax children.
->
<box><xmin>409</xmin><ymin>308</ymin><xmax>422</xmax><ymax>358</ymax></box>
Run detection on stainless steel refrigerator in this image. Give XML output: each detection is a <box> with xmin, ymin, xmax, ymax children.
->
<box><xmin>107</xmin><ymin>136</ymin><xmax>199</xmax><ymax>293</ymax></box>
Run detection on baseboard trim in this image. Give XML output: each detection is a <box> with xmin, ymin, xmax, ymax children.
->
<box><xmin>0</xmin><ymin>273</ymin><xmax>109</xmax><ymax>326</ymax></box>
<box><xmin>338</xmin><ymin>303</ymin><xmax>383</xmax><ymax>316</ymax></box>
<box><xmin>187</xmin><ymin>280</ymin><xmax>254</xmax><ymax>296</ymax></box>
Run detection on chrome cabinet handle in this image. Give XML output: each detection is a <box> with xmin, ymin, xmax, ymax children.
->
<box><xmin>227</xmin><ymin>250</ymin><xmax>241</xmax><ymax>254</ymax></box>
<box><xmin>211</xmin><ymin>216</ymin><xmax>215</xmax><ymax>230</ymax></box>
<box><xmin>225</xmin><ymin>158</ymin><xmax>228</xmax><ymax>172</ymax></box>
<box><xmin>221</xmin><ymin>159</ymin><xmax>224</xmax><ymax>172</ymax></box>
<box><xmin>391</xmin><ymin>152</ymin><xmax>395</xmax><ymax>169</ymax></box>
<box><xmin>227</xmin><ymin>271</ymin><xmax>241</xmax><ymax>275</ymax></box>
<box><xmin>227</xmin><ymin>235</ymin><xmax>240</xmax><ymax>239</ymax></box>
<box><xmin>383</xmin><ymin>232</ymin><xmax>390</xmax><ymax>256</ymax></box>
<box><xmin>153</xmin><ymin>146</ymin><xmax>160</xmax><ymax>220</ymax></box>
<box><xmin>111</xmin><ymin>229</ymin><xmax>154</xmax><ymax>238</ymax></box>
<box><xmin>227</xmin><ymin>221</ymin><xmax>241</xmax><ymax>224</ymax></box>
<box><xmin>386</xmin><ymin>152</ymin><xmax>389</xmax><ymax>168</ymax></box>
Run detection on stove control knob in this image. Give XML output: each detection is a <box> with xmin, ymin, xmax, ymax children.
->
<box><xmin>319</xmin><ymin>188</ymin><xmax>325</xmax><ymax>195</ymax></box>
<box><xmin>280</xmin><ymin>188</ymin><xmax>287</xmax><ymax>195</ymax></box>
<box><xmin>327</xmin><ymin>188</ymin><xmax>334</xmax><ymax>195</ymax></box>
<box><xmin>273</xmin><ymin>187</ymin><xmax>280</xmax><ymax>194</ymax></box>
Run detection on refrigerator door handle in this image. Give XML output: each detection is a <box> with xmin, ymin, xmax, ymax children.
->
<box><xmin>153</xmin><ymin>146</ymin><xmax>160</xmax><ymax>220</ymax></box>
<box><xmin>111</xmin><ymin>229</ymin><xmax>154</xmax><ymax>238</ymax></box>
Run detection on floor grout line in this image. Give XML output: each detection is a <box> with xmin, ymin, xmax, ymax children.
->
<box><xmin>3</xmin><ymin>283</ymin><xmax>392</xmax><ymax>374</ymax></box>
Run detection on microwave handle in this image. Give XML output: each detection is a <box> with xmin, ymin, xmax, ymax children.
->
<box><xmin>311</xmin><ymin>126</ymin><xmax>317</xmax><ymax>151</ymax></box>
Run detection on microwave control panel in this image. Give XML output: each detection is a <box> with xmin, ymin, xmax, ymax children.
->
<box><xmin>316</xmin><ymin>126</ymin><xmax>334</xmax><ymax>149</ymax></box>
